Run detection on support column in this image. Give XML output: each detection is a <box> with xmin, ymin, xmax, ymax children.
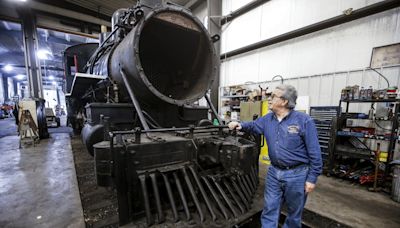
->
<box><xmin>0</xmin><ymin>73</ymin><xmax>3</xmax><ymax>103</ymax></box>
<box><xmin>2</xmin><ymin>74</ymin><xmax>9</xmax><ymax>101</ymax></box>
<box><xmin>207</xmin><ymin>0</ymin><xmax>222</xmax><ymax>111</ymax></box>
<box><xmin>18</xmin><ymin>7</ymin><xmax>43</xmax><ymax>99</ymax></box>
<box><xmin>56</xmin><ymin>86</ymin><xmax>61</xmax><ymax>105</ymax></box>
<box><xmin>13</xmin><ymin>79</ymin><xmax>18</xmax><ymax>98</ymax></box>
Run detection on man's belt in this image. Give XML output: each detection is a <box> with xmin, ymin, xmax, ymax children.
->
<box><xmin>272</xmin><ymin>163</ymin><xmax>306</xmax><ymax>170</ymax></box>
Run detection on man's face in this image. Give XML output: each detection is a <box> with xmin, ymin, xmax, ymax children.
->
<box><xmin>268</xmin><ymin>89</ymin><xmax>288</xmax><ymax>112</ymax></box>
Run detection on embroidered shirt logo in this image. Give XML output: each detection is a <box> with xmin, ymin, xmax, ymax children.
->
<box><xmin>287</xmin><ymin>125</ymin><xmax>300</xmax><ymax>134</ymax></box>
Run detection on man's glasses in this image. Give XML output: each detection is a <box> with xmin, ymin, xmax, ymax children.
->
<box><xmin>270</xmin><ymin>94</ymin><xmax>284</xmax><ymax>100</ymax></box>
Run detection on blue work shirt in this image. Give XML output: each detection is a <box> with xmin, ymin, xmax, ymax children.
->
<box><xmin>241</xmin><ymin>110</ymin><xmax>322</xmax><ymax>184</ymax></box>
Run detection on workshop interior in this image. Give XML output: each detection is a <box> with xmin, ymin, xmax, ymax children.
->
<box><xmin>0</xmin><ymin>0</ymin><xmax>400</xmax><ymax>227</ymax></box>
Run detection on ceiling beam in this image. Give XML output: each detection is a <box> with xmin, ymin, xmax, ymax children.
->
<box><xmin>185</xmin><ymin>0</ymin><xmax>206</xmax><ymax>11</ymax></box>
<box><xmin>221</xmin><ymin>0</ymin><xmax>270</xmax><ymax>26</ymax></box>
<box><xmin>0</xmin><ymin>64</ymin><xmax>64</xmax><ymax>72</ymax></box>
<box><xmin>0</xmin><ymin>28</ymin><xmax>79</xmax><ymax>47</ymax></box>
<box><xmin>41</xmin><ymin>35</ymin><xmax>80</xmax><ymax>46</ymax></box>
<box><xmin>34</xmin><ymin>0</ymin><xmax>111</xmax><ymax>22</ymax></box>
<box><xmin>0</xmin><ymin>1</ymin><xmax>20</xmax><ymax>23</ymax></box>
<box><xmin>0</xmin><ymin>1</ymin><xmax>110</xmax><ymax>28</ymax></box>
<box><xmin>28</xmin><ymin>1</ymin><xmax>111</xmax><ymax>27</ymax></box>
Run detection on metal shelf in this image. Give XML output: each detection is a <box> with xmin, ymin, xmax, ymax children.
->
<box><xmin>332</xmin><ymin>98</ymin><xmax>400</xmax><ymax>180</ymax></box>
<box><xmin>335</xmin><ymin>151</ymin><xmax>372</xmax><ymax>160</ymax></box>
<box><xmin>335</xmin><ymin>144</ymin><xmax>372</xmax><ymax>159</ymax></box>
<box><xmin>221</xmin><ymin>95</ymin><xmax>248</xmax><ymax>98</ymax></box>
<box><xmin>336</xmin><ymin>131</ymin><xmax>393</xmax><ymax>141</ymax></box>
<box><xmin>340</xmin><ymin>99</ymin><xmax>400</xmax><ymax>103</ymax></box>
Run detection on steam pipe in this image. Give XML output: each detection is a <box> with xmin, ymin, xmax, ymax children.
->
<box><xmin>112</xmin><ymin>125</ymin><xmax>229</xmax><ymax>135</ymax></box>
<box><xmin>120</xmin><ymin>68</ymin><xmax>150</xmax><ymax>130</ymax></box>
<box><xmin>205</xmin><ymin>94</ymin><xmax>223</xmax><ymax>125</ymax></box>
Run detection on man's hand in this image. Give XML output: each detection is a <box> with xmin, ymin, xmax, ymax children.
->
<box><xmin>228</xmin><ymin>121</ymin><xmax>242</xmax><ymax>130</ymax></box>
<box><xmin>305</xmin><ymin>182</ymin><xmax>316</xmax><ymax>193</ymax></box>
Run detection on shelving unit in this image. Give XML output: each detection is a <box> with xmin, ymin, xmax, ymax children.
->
<box><xmin>330</xmin><ymin>98</ymin><xmax>400</xmax><ymax>182</ymax></box>
<box><xmin>219</xmin><ymin>83</ymin><xmax>271</xmax><ymax>122</ymax></box>
<box><xmin>221</xmin><ymin>95</ymin><xmax>248</xmax><ymax>99</ymax></box>
<box><xmin>337</xmin><ymin>131</ymin><xmax>393</xmax><ymax>141</ymax></box>
<box><xmin>219</xmin><ymin>86</ymin><xmax>250</xmax><ymax>121</ymax></box>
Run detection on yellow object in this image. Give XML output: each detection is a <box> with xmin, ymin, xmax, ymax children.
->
<box><xmin>379</xmin><ymin>152</ymin><xmax>388</xmax><ymax>162</ymax></box>
<box><xmin>259</xmin><ymin>100</ymin><xmax>270</xmax><ymax>164</ymax></box>
<box><xmin>240</xmin><ymin>101</ymin><xmax>262</xmax><ymax>121</ymax></box>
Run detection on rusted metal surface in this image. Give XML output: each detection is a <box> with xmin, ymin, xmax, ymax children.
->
<box><xmin>154</xmin><ymin>12</ymin><xmax>201</xmax><ymax>32</ymax></box>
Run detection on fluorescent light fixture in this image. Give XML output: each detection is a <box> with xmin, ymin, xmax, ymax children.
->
<box><xmin>15</xmin><ymin>74</ymin><xmax>25</xmax><ymax>80</ymax></box>
<box><xmin>37</xmin><ymin>49</ymin><xmax>52</xmax><ymax>60</ymax></box>
<box><xmin>52</xmin><ymin>81</ymin><xmax>57</xmax><ymax>85</ymax></box>
<box><xmin>3</xmin><ymin>64</ymin><xmax>13</xmax><ymax>72</ymax></box>
<box><xmin>49</xmin><ymin>75</ymin><xmax>54</xmax><ymax>80</ymax></box>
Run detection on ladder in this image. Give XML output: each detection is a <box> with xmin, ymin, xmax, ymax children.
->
<box><xmin>19</xmin><ymin>109</ymin><xmax>39</xmax><ymax>148</ymax></box>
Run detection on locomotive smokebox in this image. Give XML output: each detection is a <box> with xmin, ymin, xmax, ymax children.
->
<box><xmin>92</xmin><ymin>6</ymin><xmax>218</xmax><ymax>105</ymax></box>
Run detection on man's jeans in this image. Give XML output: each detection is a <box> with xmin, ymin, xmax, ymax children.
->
<box><xmin>261</xmin><ymin>165</ymin><xmax>309</xmax><ymax>228</ymax></box>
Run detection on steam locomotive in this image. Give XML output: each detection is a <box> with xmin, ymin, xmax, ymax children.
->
<box><xmin>64</xmin><ymin>0</ymin><xmax>261</xmax><ymax>226</ymax></box>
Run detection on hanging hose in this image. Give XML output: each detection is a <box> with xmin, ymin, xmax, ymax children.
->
<box><xmin>272</xmin><ymin>75</ymin><xmax>284</xmax><ymax>84</ymax></box>
<box><xmin>367</xmin><ymin>67</ymin><xmax>390</xmax><ymax>88</ymax></box>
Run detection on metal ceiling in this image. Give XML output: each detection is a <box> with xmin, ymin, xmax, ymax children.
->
<box><xmin>0</xmin><ymin>19</ymin><xmax>97</xmax><ymax>86</ymax></box>
<box><xmin>0</xmin><ymin>21</ymin><xmax>25</xmax><ymax>77</ymax></box>
<box><xmin>65</xmin><ymin>0</ymin><xmax>192</xmax><ymax>16</ymax></box>
<box><xmin>66</xmin><ymin>0</ymin><xmax>137</xmax><ymax>17</ymax></box>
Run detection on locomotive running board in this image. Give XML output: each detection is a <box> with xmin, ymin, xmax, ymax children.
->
<box><xmin>66</xmin><ymin>73</ymin><xmax>107</xmax><ymax>97</ymax></box>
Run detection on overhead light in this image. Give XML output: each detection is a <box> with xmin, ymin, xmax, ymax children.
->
<box><xmin>3</xmin><ymin>64</ymin><xmax>13</xmax><ymax>72</ymax></box>
<box><xmin>49</xmin><ymin>75</ymin><xmax>54</xmax><ymax>80</ymax></box>
<box><xmin>37</xmin><ymin>49</ymin><xmax>52</xmax><ymax>60</ymax></box>
<box><xmin>15</xmin><ymin>74</ymin><xmax>25</xmax><ymax>80</ymax></box>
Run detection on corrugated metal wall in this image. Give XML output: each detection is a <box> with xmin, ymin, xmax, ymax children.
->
<box><xmin>219</xmin><ymin>65</ymin><xmax>399</xmax><ymax>113</ymax></box>
<box><xmin>221</xmin><ymin>0</ymin><xmax>385</xmax><ymax>53</ymax></box>
<box><xmin>219</xmin><ymin>0</ymin><xmax>400</xmax><ymax>109</ymax></box>
<box><xmin>245</xmin><ymin>65</ymin><xmax>399</xmax><ymax>111</ymax></box>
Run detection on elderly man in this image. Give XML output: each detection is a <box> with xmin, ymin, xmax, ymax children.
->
<box><xmin>228</xmin><ymin>84</ymin><xmax>322</xmax><ymax>228</ymax></box>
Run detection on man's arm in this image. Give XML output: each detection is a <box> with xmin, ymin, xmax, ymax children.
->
<box><xmin>304</xmin><ymin>118</ymin><xmax>323</xmax><ymax>185</ymax></box>
<box><xmin>239</xmin><ymin>116</ymin><xmax>266</xmax><ymax>135</ymax></box>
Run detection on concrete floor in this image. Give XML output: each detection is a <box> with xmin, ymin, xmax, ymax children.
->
<box><xmin>0</xmin><ymin>118</ymin><xmax>84</xmax><ymax>227</ymax></box>
<box><xmin>1</xmin><ymin>116</ymin><xmax>399</xmax><ymax>227</ymax></box>
<box><xmin>259</xmin><ymin>163</ymin><xmax>400</xmax><ymax>228</ymax></box>
<box><xmin>306</xmin><ymin>176</ymin><xmax>400</xmax><ymax>228</ymax></box>
<box><xmin>0</xmin><ymin>117</ymin><xmax>18</xmax><ymax>138</ymax></box>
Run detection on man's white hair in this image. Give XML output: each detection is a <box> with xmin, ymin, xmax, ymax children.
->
<box><xmin>276</xmin><ymin>84</ymin><xmax>297</xmax><ymax>109</ymax></box>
